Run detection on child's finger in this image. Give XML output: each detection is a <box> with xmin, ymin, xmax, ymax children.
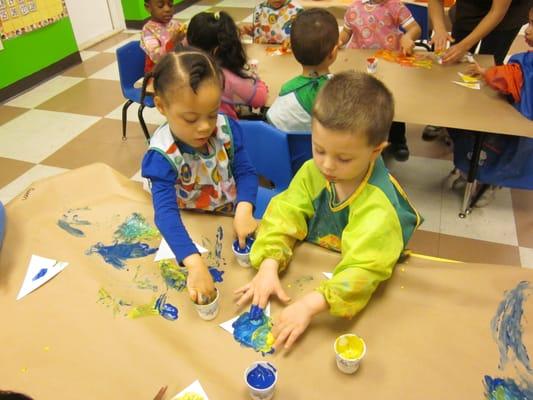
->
<box><xmin>257</xmin><ymin>292</ymin><xmax>270</xmax><ymax>309</ymax></box>
<box><xmin>188</xmin><ymin>288</ymin><xmax>198</xmax><ymax>303</ymax></box>
<box><xmin>273</xmin><ymin>326</ymin><xmax>291</xmax><ymax>350</ymax></box>
<box><xmin>238</xmin><ymin>234</ymin><xmax>246</xmax><ymax>249</ymax></box>
<box><xmin>234</xmin><ymin>283</ymin><xmax>251</xmax><ymax>295</ymax></box>
<box><xmin>236</xmin><ymin>288</ymin><xmax>254</xmax><ymax>307</ymax></box>
<box><xmin>284</xmin><ymin>327</ymin><xmax>303</xmax><ymax>350</ymax></box>
<box><xmin>275</xmin><ymin>286</ymin><xmax>291</xmax><ymax>304</ymax></box>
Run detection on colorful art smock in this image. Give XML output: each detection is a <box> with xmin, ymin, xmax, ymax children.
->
<box><xmin>250</xmin><ymin>158</ymin><xmax>421</xmax><ymax>318</ymax></box>
<box><xmin>253</xmin><ymin>1</ymin><xmax>303</xmax><ymax>44</ymax></box>
<box><xmin>343</xmin><ymin>0</ymin><xmax>415</xmax><ymax>50</ymax></box>
<box><xmin>267</xmin><ymin>74</ymin><xmax>330</xmax><ymax>132</ymax></box>
<box><xmin>142</xmin><ymin>115</ymin><xmax>258</xmax><ymax>261</ymax></box>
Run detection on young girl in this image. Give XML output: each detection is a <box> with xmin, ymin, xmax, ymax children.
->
<box><xmin>140</xmin><ymin>0</ymin><xmax>186</xmax><ymax>73</ymax></box>
<box><xmin>339</xmin><ymin>0</ymin><xmax>422</xmax><ymax>162</ymax></box>
<box><xmin>252</xmin><ymin>0</ymin><xmax>303</xmax><ymax>44</ymax></box>
<box><xmin>141</xmin><ymin>49</ymin><xmax>259</xmax><ymax>305</ymax></box>
<box><xmin>187</xmin><ymin>11</ymin><xmax>268</xmax><ymax>120</ymax></box>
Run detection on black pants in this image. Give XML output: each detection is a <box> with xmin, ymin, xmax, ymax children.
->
<box><xmin>389</xmin><ymin>121</ymin><xmax>406</xmax><ymax>145</ymax></box>
<box><xmin>452</xmin><ymin>26</ymin><xmax>522</xmax><ymax>65</ymax></box>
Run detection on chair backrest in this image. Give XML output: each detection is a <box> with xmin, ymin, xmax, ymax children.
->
<box><xmin>405</xmin><ymin>3</ymin><xmax>429</xmax><ymax>41</ymax></box>
<box><xmin>238</xmin><ymin>121</ymin><xmax>293</xmax><ymax>191</ymax></box>
<box><xmin>116</xmin><ymin>40</ymin><xmax>147</xmax><ymax>96</ymax></box>
<box><xmin>286</xmin><ymin>131</ymin><xmax>312</xmax><ymax>175</ymax></box>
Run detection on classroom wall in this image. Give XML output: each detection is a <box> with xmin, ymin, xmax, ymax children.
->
<box><xmin>120</xmin><ymin>0</ymin><xmax>185</xmax><ymax>27</ymax></box>
<box><xmin>0</xmin><ymin>18</ymin><xmax>80</xmax><ymax>98</ymax></box>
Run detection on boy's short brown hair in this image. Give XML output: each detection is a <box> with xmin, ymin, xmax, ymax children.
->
<box><xmin>290</xmin><ymin>8</ymin><xmax>339</xmax><ymax>66</ymax></box>
<box><xmin>313</xmin><ymin>71</ymin><xmax>394</xmax><ymax>146</ymax></box>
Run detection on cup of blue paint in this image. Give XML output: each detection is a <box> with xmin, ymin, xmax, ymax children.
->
<box><xmin>244</xmin><ymin>361</ymin><xmax>277</xmax><ymax>400</ymax></box>
<box><xmin>233</xmin><ymin>237</ymin><xmax>254</xmax><ymax>268</ymax></box>
<box><xmin>193</xmin><ymin>288</ymin><xmax>219</xmax><ymax>321</ymax></box>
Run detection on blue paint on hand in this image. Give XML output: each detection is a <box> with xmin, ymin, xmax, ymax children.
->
<box><xmin>32</xmin><ymin>268</ymin><xmax>48</xmax><ymax>281</ymax></box>
<box><xmin>155</xmin><ymin>294</ymin><xmax>179</xmax><ymax>321</ymax></box>
<box><xmin>233</xmin><ymin>236</ymin><xmax>254</xmax><ymax>254</ymax></box>
<box><xmin>208</xmin><ymin>266</ymin><xmax>225</xmax><ymax>283</ymax></box>
<box><xmin>249</xmin><ymin>305</ymin><xmax>263</xmax><ymax>323</ymax></box>
<box><xmin>86</xmin><ymin>242</ymin><xmax>158</xmax><ymax>269</ymax></box>
<box><xmin>247</xmin><ymin>364</ymin><xmax>276</xmax><ymax>389</ymax></box>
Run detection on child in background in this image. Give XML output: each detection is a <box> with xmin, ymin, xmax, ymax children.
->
<box><xmin>252</xmin><ymin>0</ymin><xmax>303</xmax><ymax>44</ymax></box>
<box><xmin>267</xmin><ymin>8</ymin><xmax>339</xmax><ymax>132</ymax></box>
<box><xmin>235</xmin><ymin>72</ymin><xmax>421</xmax><ymax>350</ymax></box>
<box><xmin>187</xmin><ymin>11</ymin><xmax>268</xmax><ymax>120</ymax></box>
<box><xmin>446</xmin><ymin>7</ymin><xmax>533</xmax><ymax>206</ymax></box>
<box><xmin>141</xmin><ymin>0</ymin><xmax>186</xmax><ymax>73</ymax></box>
<box><xmin>339</xmin><ymin>0</ymin><xmax>422</xmax><ymax>161</ymax></box>
<box><xmin>141</xmin><ymin>49</ymin><xmax>258</xmax><ymax>305</ymax></box>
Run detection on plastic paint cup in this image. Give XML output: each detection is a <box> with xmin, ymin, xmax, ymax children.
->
<box><xmin>232</xmin><ymin>237</ymin><xmax>254</xmax><ymax>268</ymax></box>
<box><xmin>244</xmin><ymin>361</ymin><xmax>278</xmax><ymax>400</ymax></box>
<box><xmin>249</xmin><ymin>59</ymin><xmax>259</xmax><ymax>74</ymax></box>
<box><xmin>334</xmin><ymin>333</ymin><xmax>366</xmax><ymax>374</ymax></box>
<box><xmin>366</xmin><ymin>57</ymin><xmax>378</xmax><ymax>74</ymax></box>
<box><xmin>193</xmin><ymin>288</ymin><xmax>219</xmax><ymax>321</ymax></box>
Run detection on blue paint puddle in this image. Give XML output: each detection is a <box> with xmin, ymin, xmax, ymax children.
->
<box><xmin>87</xmin><ymin>242</ymin><xmax>157</xmax><ymax>269</ymax></box>
<box><xmin>232</xmin><ymin>306</ymin><xmax>274</xmax><ymax>355</ymax></box>
<box><xmin>32</xmin><ymin>268</ymin><xmax>48</xmax><ymax>281</ymax></box>
<box><xmin>208</xmin><ymin>266</ymin><xmax>224</xmax><ymax>282</ymax></box>
<box><xmin>247</xmin><ymin>364</ymin><xmax>276</xmax><ymax>389</ymax></box>
<box><xmin>155</xmin><ymin>294</ymin><xmax>178</xmax><ymax>321</ymax></box>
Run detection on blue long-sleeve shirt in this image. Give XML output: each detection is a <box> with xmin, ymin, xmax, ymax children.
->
<box><xmin>142</xmin><ymin>117</ymin><xmax>258</xmax><ymax>261</ymax></box>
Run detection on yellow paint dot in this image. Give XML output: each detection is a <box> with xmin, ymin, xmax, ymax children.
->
<box><xmin>400</xmin><ymin>268</ymin><xmax>405</xmax><ymax>272</ymax></box>
<box><xmin>401</xmin><ymin>286</ymin><xmax>405</xmax><ymax>289</ymax></box>
<box><xmin>44</xmin><ymin>346</ymin><xmax>50</xmax><ymax>352</ymax></box>
<box><xmin>287</xmin><ymin>284</ymin><xmax>292</xmax><ymax>288</ymax></box>
<box><xmin>21</xmin><ymin>367</ymin><xmax>28</xmax><ymax>373</ymax></box>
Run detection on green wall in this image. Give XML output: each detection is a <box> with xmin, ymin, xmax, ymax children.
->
<box><xmin>0</xmin><ymin>18</ymin><xmax>79</xmax><ymax>90</ymax></box>
<box><xmin>121</xmin><ymin>0</ymin><xmax>184</xmax><ymax>22</ymax></box>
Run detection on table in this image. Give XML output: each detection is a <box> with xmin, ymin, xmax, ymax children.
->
<box><xmin>1</xmin><ymin>164</ymin><xmax>532</xmax><ymax>399</ymax></box>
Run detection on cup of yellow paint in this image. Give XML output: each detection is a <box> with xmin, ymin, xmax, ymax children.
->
<box><xmin>334</xmin><ymin>333</ymin><xmax>366</xmax><ymax>374</ymax></box>
<box><xmin>193</xmin><ymin>288</ymin><xmax>219</xmax><ymax>321</ymax></box>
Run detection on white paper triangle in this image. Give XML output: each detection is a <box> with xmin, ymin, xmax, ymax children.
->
<box><xmin>154</xmin><ymin>238</ymin><xmax>208</xmax><ymax>262</ymax></box>
<box><xmin>452</xmin><ymin>81</ymin><xmax>480</xmax><ymax>90</ymax></box>
<box><xmin>17</xmin><ymin>255</ymin><xmax>69</xmax><ymax>300</ymax></box>
<box><xmin>219</xmin><ymin>303</ymin><xmax>271</xmax><ymax>335</ymax></box>
<box><xmin>171</xmin><ymin>380</ymin><xmax>208</xmax><ymax>400</ymax></box>
<box><xmin>323</xmin><ymin>272</ymin><xmax>333</xmax><ymax>279</ymax></box>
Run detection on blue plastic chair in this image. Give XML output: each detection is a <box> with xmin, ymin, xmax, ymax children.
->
<box><xmin>405</xmin><ymin>3</ymin><xmax>431</xmax><ymax>50</ymax></box>
<box><xmin>238</xmin><ymin>121</ymin><xmax>294</xmax><ymax>218</ymax></box>
<box><xmin>0</xmin><ymin>202</ymin><xmax>5</xmax><ymax>250</ymax></box>
<box><xmin>116</xmin><ymin>40</ymin><xmax>155</xmax><ymax>141</ymax></box>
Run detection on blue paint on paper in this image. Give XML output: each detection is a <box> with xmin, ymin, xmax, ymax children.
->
<box><xmin>57</xmin><ymin>208</ymin><xmax>91</xmax><ymax>237</ymax></box>
<box><xmin>232</xmin><ymin>306</ymin><xmax>274</xmax><ymax>355</ymax></box>
<box><xmin>215</xmin><ymin>226</ymin><xmax>223</xmax><ymax>260</ymax></box>
<box><xmin>57</xmin><ymin>219</ymin><xmax>85</xmax><ymax>237</ymax></box>
<box><xmin>86</xmin><ymin>242</ymin><xmax>157</xmax><ymax>269</ymax></box>
<box><xmin>247</xmin><ymin>364</ymin><xmax>276</xmax><ymax>389</ymax></box>
<box><xmin>483</xmin><ymin>375</ymin><xmax>533</xmax><ymax>400</ymax></box>
<box><xmin>155</xmin><ymin>294</ymin><xmax>178</xmax><ymax>321</ymax></box>
<box><xmin>32</xmin><ymin>268</ymin><xmax>48</xmax><ymax>281</ymax></box>
<box><xmin>491</xmin><ymin>281</ymin><xmax>532</xmax><ymax>373</ymax></box>
<box><xmin>208</xmin><ymin>266</ymin><xmax>224</xmax><ymax>283</ymax></box>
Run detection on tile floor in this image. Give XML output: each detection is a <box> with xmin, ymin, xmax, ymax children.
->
<box><xmin>1</xmin><ymin>1</ymin><xmax>532</xmax><ymax>268</ymax></box>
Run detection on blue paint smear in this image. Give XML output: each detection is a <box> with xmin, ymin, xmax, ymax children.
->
<box><xmin>491</xmin><ymin>281</ymin><xmax>532</xmax><ymax>373</ymax></box>
<box><xmin>215</xmin><ymin>226</ymin><xmax>223</xmax><ymax>260</ymax></box>
<box><xmin>86</xmin><ymin>242</ymin><xmax>157</xmax><ymax>269</ymax></box>
<box><xmin>155</xmin><ymin>294</ymin><xmax>179</xmax><ymax>321</ymax></box>
<box><xmin>208</xmin><ymin>266</ymin><xmax>224</xmax><ymax>282</ymax></box>
<box><xmin>483</xmin><ymin>375</ymin><xmax>533</xmax><ymax>399</ymax></box>
<box><xmin>247</xmin><ymin>364</ymin><xmax>276</xmax><ymax>389</ymax></box>
<box><xmin>233</xmin><ymin>236</ymin><xmax>254</xmax><ymax>254</ymax></box>
<box><xmin>249</xmin><ymin>305</ymin><xmax>263</xmax><ymax>322</ymax></box>
<box><xmin>32</xmin><ymin>268</ymin><xmax>48</xmax><ymax>281</ymax></box>
<box><xmin>57</xmin><ymin>219</ymin><xmax>85</xmax><ymax>237</ymax></box>
<box><xmin>232</xmin><ymin>306</ymin><xmax>274</xmax><ymax>355</ymax></box>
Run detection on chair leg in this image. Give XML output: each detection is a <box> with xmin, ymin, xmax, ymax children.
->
<box><xmin>138</xmin><ymin>104</ymin><xmax>151</xmax><ymax>142</ymax></box>
<box><xmin>121</xmin><ymin>100</ymin><xmax>133</xmax><ymax>141</ymax></box>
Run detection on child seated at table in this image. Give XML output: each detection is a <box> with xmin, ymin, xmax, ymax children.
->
<box><xmin>248</xmin><ymin>0</ymin><xmax>303</xmax><ymax>44</ymax></box>
<box><xmin>187</xmin><ymin>11</ymin><xmax>269</xmax><ymax>120</ymax></box>
<box><xmin>267</xmin><ymin>8</ymin><xmax>338</xmax><ymax>132</ymax></box>
<box><xmin>141</xmin><ymin>49</ymin><xmax>258</xmax><ymax>305</ymax></box>
<box><xmin>141</xmin><ymin>0</ymin><xmax>186</xmax><ymax>73</ymax></box>
<box><xmin>339</xmin><ymin>0</ymin><xmax>422</xmax><ymax>162</ymax></box>
<box><xmin>235</xmin><ymin>71</ymin><xmax>421</xmax><ymax>350</ymax></box>
<box><xmin>445</xmin><ymin>6</ymin><xmax>533</xmax><ymax>206</ymax></box>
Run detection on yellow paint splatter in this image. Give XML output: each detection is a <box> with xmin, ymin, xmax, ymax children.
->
<box><xmin>400</xmin><ymin>268</ymin><xmax>405</xmax><ymax>272</ymax></box>
<box><xmin>401</xmin><ymin>286</ymin><xmax>405</xmax><ymax>289</ymax></box>
<box><xmin>43</xmin><ymin>346</ymin><xmax>50</xmax><ymax>352</ymax></box>
<box><xmin>21</xmin><ymin>367</ymin><xmax>28</xmax><ymax>373</ymax></box>
<box><xmin>287</xmin><ymin>284</ymin><xmax>292</xmax><ymax>288</ymax></box>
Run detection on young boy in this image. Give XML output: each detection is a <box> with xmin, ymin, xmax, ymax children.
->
<box><xmin>266</xmin><ymin>8</ymin><xmax>339</xmax><ymax>132</ymax></box>
<box><xmin>235</xmin><ymin>72</ymin><xmax>422</xmax><ymax>350</ymax></box>
<box><xmin>253</xmin><ymin>0</ymin><xmax>303</xmax><ymax>44</ymax></box>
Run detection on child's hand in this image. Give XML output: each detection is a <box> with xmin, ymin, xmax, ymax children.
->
<box><xmin>183</xmin><ymin>253</ymin><xmax>216</xmax><ymax>305</ymax></box>
<box><xmin>272</xmin><ymin>292</ymin><xmax>328</xmax><ymax>351</ymax></box>
<box><xmin>430</xmin><ymin>29</ymin><xmax>454</xmax><ymax>53</ymax></box>
<box><xmin>234</xmin><ymin>259</ymin><xmax>291</xmax><ymax>309</ymax></box>
<box><xmin>466</xmin><ymin>61</ymin><xmax>486</xmax><ymax>77</ymax></box>
<box><xmin>171</xmin><ymin>25</ymin><xmax>187</xmax><ymax>44</ymax></box>
<box><xmin>233</xmin><ymin>201</ymin><xmax>257</xmax><ymax>249</ymax></box>
<box><xmin>442</xmin><ymin>42</ymin><xmax>468</xmax><ymax>64</ymax></box>
<box><xmin>240</xmin><ymin>23</ymin><xmax>254</xmax><ymax>37</ymax></box>
<box><xmin>400</xmin><ymin>35</ymin><xmax>415</xmax><ymax>56</ymax></box>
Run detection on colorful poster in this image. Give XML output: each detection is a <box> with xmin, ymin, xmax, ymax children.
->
<box><xmin>0</xmin><ymin>0</ymin><xmax>68</xmax><ymax>41</ymax></box>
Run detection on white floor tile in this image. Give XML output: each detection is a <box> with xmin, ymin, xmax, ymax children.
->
<box><xmin>103</xmin><ymin>34</ymin><xmax>141</xmax><ymax>54</ymax></box>
<box><xmin>80</xmin><ymin>50</ymin><xmax>100</xmax><ymax>61</ymax></box>
<box><xmin>440</xmin><ymin>186</ymin><xmax>518</xmax><ymax>246</ymax></box>
<box><xmin>0</xmin><ymin>165</ymin><xmax>69</xmax><ymax>204</ymax></box>
<box><xmin>174</xmin><ymin>5</ymin><xmax>212</xmax><ymax>19</ymax></box>
<box><xmin>217</xmin><ymin>0</ymin><xmax>256</xmax><ymax>8</ymax></box>
<box><xmin>106</xmin><ymin>104</ymin><xmax>166</xmax><ymax>126</ymax></box>
<box><xmin>89</xmin><ymin>62</ymin><xmax>120</xmax><ymax>81</ymax></box>
<box><xmin>0</xmin><ymin>110</ymin><xmax>100</xmax><ymax>163</ymax></box>
<box><xmin>387</xmin><ymin>156</ymin><xmax>453</xmax><ymax>189</ymax></box>
<box><xmin>519</xmin><ymin>247</ymin><xmax>533</xmax><ymax>269</ymax></box>
<box><xmin>6</xmin><ymin>76</ymin><xmax>84</xmax><ymax>109</ymax></box>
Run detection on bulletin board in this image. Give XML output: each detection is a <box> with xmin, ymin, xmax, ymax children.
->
<box><xmin>0</xmin><ymin>0</ymin><xmax>68</xmax><ymax>40</ymax></box>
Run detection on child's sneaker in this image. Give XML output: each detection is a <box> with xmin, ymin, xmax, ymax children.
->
<box><xmin>422</xmin><ymin>125</ymin><xmax>447</xmax><ymax>141</ymax></box>
<box><xmin>390</xmin><ymin>142</ymin><xmax>410</xmax><ymax>162</ymax></box>
<box><xmin>444</xmin><ymin>169</ymin><xmax>467</xmax><ymax>190</ymax></box>
<box><xmin>474</xmin><ymin>186</ymin><xmax>500</xmax><ymax>207</ymax></box>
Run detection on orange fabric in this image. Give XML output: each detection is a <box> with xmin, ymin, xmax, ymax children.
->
<box><xmin>415</xmin><ymin>0</ymin><xmax>455</xmax><ymax>7</ymax></box>
<box><xmin>485</xmin><ymin>64</ymin><xmax>524</xmax><ymax>103</ymax></box>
